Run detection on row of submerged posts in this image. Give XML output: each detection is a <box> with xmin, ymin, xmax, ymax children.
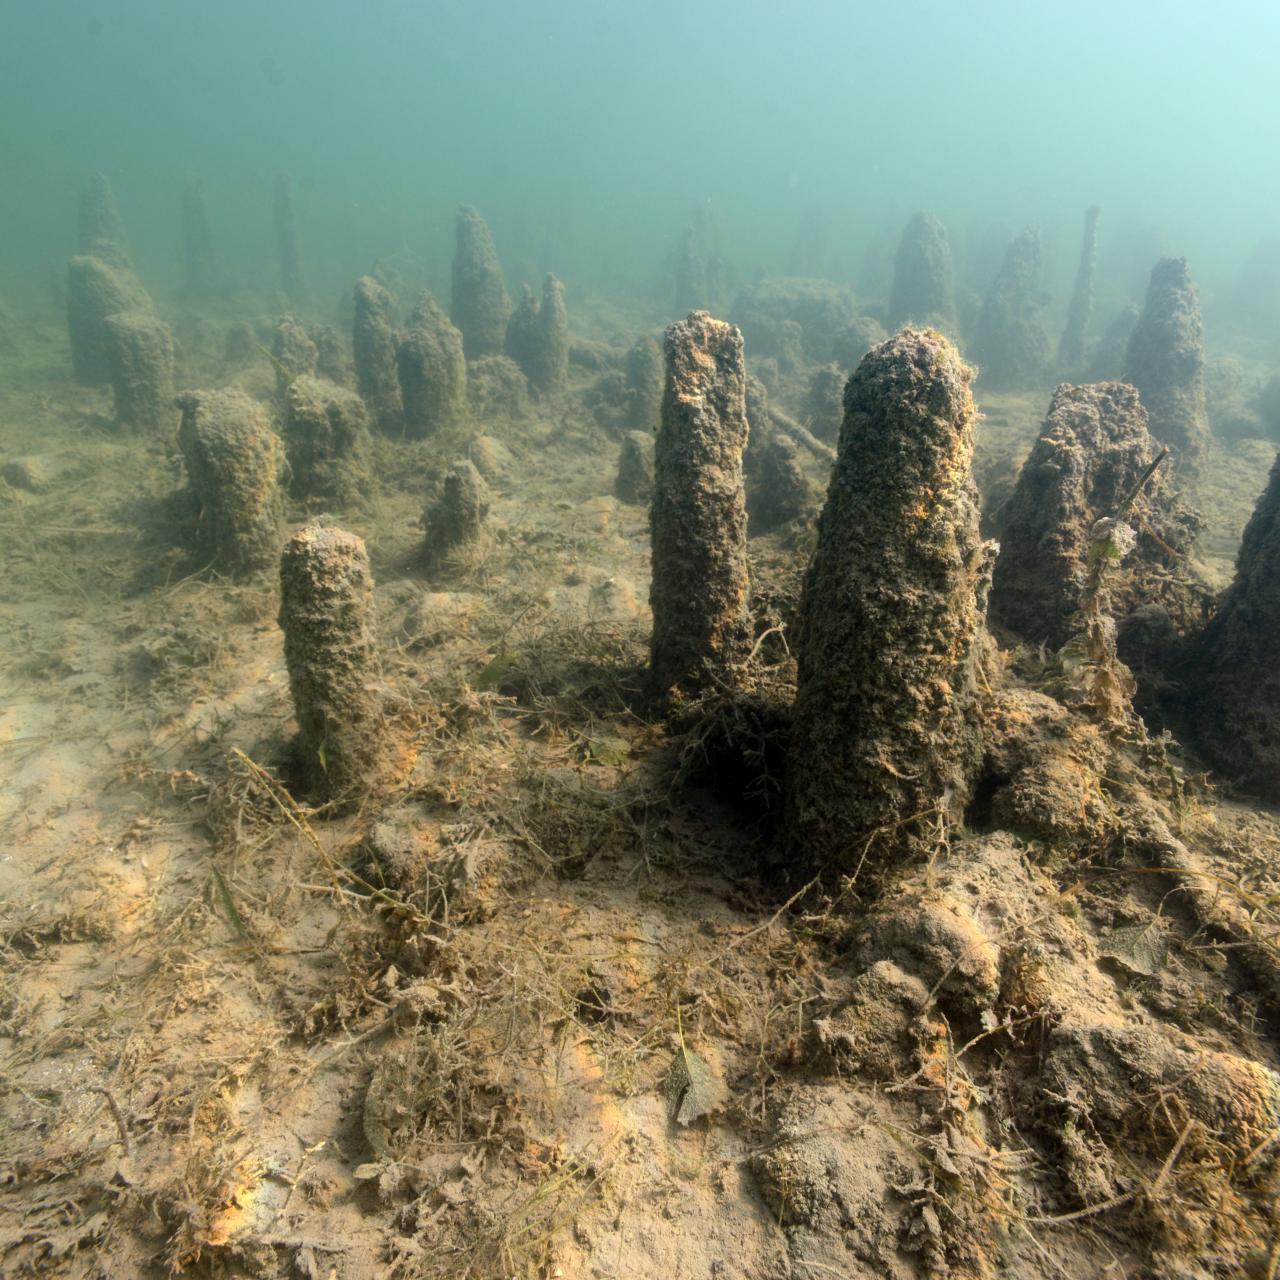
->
<box><xmin>646</xmin><ymin>306</ymin><xmax>1280</xmax><ymax>882</ymax></box>
<box><xmin>59</xmin><ymin>178</ymin><xmax>568</xmax><ymax>809</ymax></box>
<box><xmin>60</xmin><ymin>171</ymin><xmax>1280</xmax><ymax>844</ymax></box>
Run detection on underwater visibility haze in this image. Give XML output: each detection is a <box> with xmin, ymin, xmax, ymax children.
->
<box><xmin>3</xmin><ymin>2</ymin><xmax>1280</xmax><ymax>1277</ymax></box>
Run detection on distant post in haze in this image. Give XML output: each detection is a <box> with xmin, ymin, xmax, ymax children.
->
<box><xmin>272</xmin><ymin>314</ymin><xmax>318</xmax><ymax>398</ymax></box>
<box><xmin>1122</xmin><ymin>256</ymin><xmax>1210</xmax><ymax>471</ymax></box>
<box><xmin>451</xmin><ymin>206</ymin><xmax>510</xmax><ymax>359</ymax></box>
<box><xmin>397</xmin><ymin>291</ymin><xmax>467</xmax><ymax>439</ymax></box>
<box><xmin>78</xmin><ymin>170</ymin><xmax>131</xmax><ymax>267</ymax></box>
<box><xmin>274</xmin><ymin>173</ymin><xmax>305</xmax><ymax>303</ymax></box>
<box><xmin>887</xmin><ymin>211</ymin><xmax>956</xmax><ymax>332</ymax></box>
<box><xmin>973</xmin><ymin>226</ymin><xmax>1051</xmax><ymax>390</ymax></box>
<box><xmin>353</xmin><ymin>275</ymin><xmax>403</xmax><ymax>434</ymax></box>
<box><xmin>181</xmin><ymin>176</ymin><xmax>218</xmax><ymax>298</ymax></box>
<box><xmin>1058</xmin><ymin>205</ymin><xmax>1102</xmax><ymax>373</ymax></box>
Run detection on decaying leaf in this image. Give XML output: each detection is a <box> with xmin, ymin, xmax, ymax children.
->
<box><xmin>665</xmin><ymin>1043</ymin><xmax>718</xmax><ymax>1126</ymax></box>
<box><xmin>582</xmin><ymin>734</ymin><xmax>629</xmax><ymax>766</ymax></box>
<box><xmin>1101</xmin><ymin>918</ymin><xmax>1169</xmax><ymax>977</ymax></box>
<box><xmin>664</xmin><ymin>1007</ymin><xmax>721</xmax><ymax>1127</ymax></box>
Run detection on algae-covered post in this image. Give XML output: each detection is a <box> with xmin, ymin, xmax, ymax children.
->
<box><xmin>310</xmin><ymin>323</ymin><xmax>348</xmax><ymax>385</ymax></box>
<box><xmin>279</xmin><ymin>525</ymin><xmax>384</xmax><ymax>805</ymax></box>
<box><xmin>784</xmin><ymin>329</ymin><xmax>994</xmax><ymax>880</ymax></box>
<box><xmin>67</xmin><ymin>254</ymin><xmax>153</xmax><ymax>386</ymax></box>
<box><xmin>397</xmin><ymin>291</ymin><xmax>467</xmax><ymax>439</ymax></box>
<box><xmin>1087</xmin><ymin>304</ymin><xmax>1140</xmax><ymax>382</ymax></box>
<box><xmin>748</xmin><ymin>433</ymin><xmax>814</xmax><ymax>534</ymax></box>
<box><xmin>223</xmin><ymin>321</ymin><xmax>257</xmax><ymax>371</ymax></box>
<box><xmin>742</xmin><ymin>372</ymin><xmax>773</xmax><ymax>473</ymax></box>
<box><xmin>1123</xmin><ymin>256</ymin><xmax>1210</xmax><ymax>470</ymax></box>
<box><xmin>103</xmin><ymin>309</ymin><xmax>175</xmax><ymax>433</ymax></box>
<box><xmin>623</xmin><ymin>335</ymin><xmax>664</xmax><ymax>433</ymax></box>
<box><xmin>177</xmin><ymin>388</ymin><xmax>286</xmax><ymax>574</ymax></box>
<box><xmin>283</xmin><ymin>375</ymin><xmax>371</xmax><ymax>508</ymax></box>
<box><xmin>803</xmin><ymin>364</ymin><xmax>845</xmax><ymax>442</ymax></box>
<box><xmin>181</xmin><ymin>176</ymin><xmax>217</xmax><ymax>298</ymax></box>
<box><xmin>648</xmin><ymin>310</ymin><xmax>751</xmax><ymax>703</ymax></box>
<box><xmin>1058</xmin><ymin>205</ymin><xmax>1101</xmax><ymax>372</ymax></box>
<box><xmin>451</xmin><ymin>206</ymin><xmax>510</xmax><ymax>359</ymax></box>
<box><xmin>274</xmin><ymin>173</ymin><xmax>305</xmax><ymax>302</ymax></box>
<box><xmin>272</xmin><ymin>314</ymin><xmax>318</xmax><ymax>397</ymax></box>
<box><xmin>352</xmin><ymin>275</ymin><xmax>403</xmax><ymax>434</ymax></box>
<box><xmin>528</xmin><ymin>273</ymin><xmax>569</xmax><ymax>395</ymax></box>
<box><xmin>887</xmin><ymin>211</ymin><xmax>956</xmax><ymax>332</ymax></box>
<box><xmin>614</xmin><ymin>430</ymin><xmax>655</xmax><ymax>506</ymax></box>
<box><xmin>1186</xmin><ymin>454</ymin><xmax>1280</xmax><ymax>798</ymax></box>
<box><xmin>504</xmin><ymin>284</ymin><xmax>539</xmax><ymax>374</ymax></box>
<box><xmin>78</xmin><ymin>170</ymin><xmax>131</xmax><ymax>266</ymax></box>
<box><xmin>422</xmin><ymin>459</ymin><xmax>490</xmax><ymax>563</ymax></box>
<box><xmin>990</xmin><ymin>381</ymin><xmax>1190</xmax><ymax>650</ymax></box>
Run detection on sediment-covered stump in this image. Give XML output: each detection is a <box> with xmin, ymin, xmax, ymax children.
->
<box><xmin>422</xmin><ymin>460</ymin><xmax>490</xmax><ymax>563</ymax></box>
<box><xmin>223</xmin><ymin>321</ymin><xmax>256</xmax><ymax>370</ymax></box>
<box><xmin>743</xmin><ymin>372</ymin><xmax>773</xmax><ymax>472</ymax></box>
<box><xmin>272</xmin><ymin>314</ymin><xmax>318</xmax><ymax>397</ymax></box>
<box><xmin>528</xmin><ymin>274</ymin><xmax>569</xmax><ymax>395</ymax></box>
<box><xmin>177</xmin><ymin>388</ymin><xmax>286</xmax><ymax>574</ymax></box>
<box><xmin>451</xmin><ymin>206</ymin><xmax>510</xmax><ymax>359</ymax></box>
<box><xmin>397</xmin><ymin>292</ymin><xmax>467</xmax><ymax>439</ymax></box>
<box><xmin>614</xmin><ymin>431</ymin><xmax>656</xmax><ymax>506</ymax></box>
<box><xmin>279</xmin><ymin>525</ymin><xmax>382</xmax><ymax>804</ymax></box>
<box><xmin>1086</xmin><ymin>304</ymin><xmax>1140</xmax><ymax>382</ymax></box>
<box><xmin>887</xmin><ymin>211</ymin><xmax>955</xmax><ymax>332</ymax></box>
<box><xmin>1058</xmin><ymin>205</ymin><xmax>1101</xmax><ymax>372</ymax></box>
<box><xmin>1186</xmin><ymin>455</ymin><xmax>1280</xmax><ymax>798</ymax></box>
<box><xmin>78</xmin><ymin>170</ymin><xmax>131</xmax><ymax>267</ymax></box>
<box><xmin>283</xmin><ymin>375</ymin><xmax>370</xmax><ymax>507</ymax></box>
<box><xmin>648</xmin><ymin>310</ymin><xmax>751</xmax><ymax>701</ymax></box>
<box><xmin>310</xmin><ymin>324</ymin><xmax>348</xmax><ymax>386</ymax></box>
<box><xmin>784</xmin><ymin>329</ymin><xmax>995</xmax><ymax>878</ymax></box>
<box><xmin>803</xmin><ymin>364</ymin><xmax>845</xmax><ymax>442</ymax></box>
<box><xmin>467</xmin><ymin>355</ymin><xmax>530</xmax><ymax>422</ymax></box>
<box><xmin>353</xmin><ymin>275</ymin><xmax>402</xmax><ymax>434</ymax></box>
<box><xmin>1123</xmin><ymin>257</ymin><xmax>1210</xmax><ymax>470</ymax></box>
<box><xmin>504</xmin><ymin>285</ymin><xmax>539</xmax><ymax>374</ymax></box>
<box><xmin>623</xmin><ymin>336</ymin><xmax>664</xmax><ymax>432</ymax></box>
<box><xmin>103</xmin><ymin>309</ymin><xmax>175</xmax><ymax>433</ymax></box>
<box><xmin>831</xmin><ymin>315</ymin><xmax>889</xmax><ymax>369</ymax></box>
<box><xmin>67</xmin><ymin>255</ymin><xmax>153</xmax><ymax>386</ymax></box>
<box><xmin>990</xmin><ymin>382</ymin><xmax>1190</xmax><ymax>650</ymax></box>
<box><xmin>748</xmin><ymin>433</ymin><xmax>813</xmax><ymax>535</ymax></box>
<box><xmin>731</xmin><ymin>277</ymin><xmax>856</xmax><ymax>366</ymax></box>
<box><xmin>973</xmin><ymin>226</ymin><xmax>1051</xmax><ymax>390</ymax></box>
